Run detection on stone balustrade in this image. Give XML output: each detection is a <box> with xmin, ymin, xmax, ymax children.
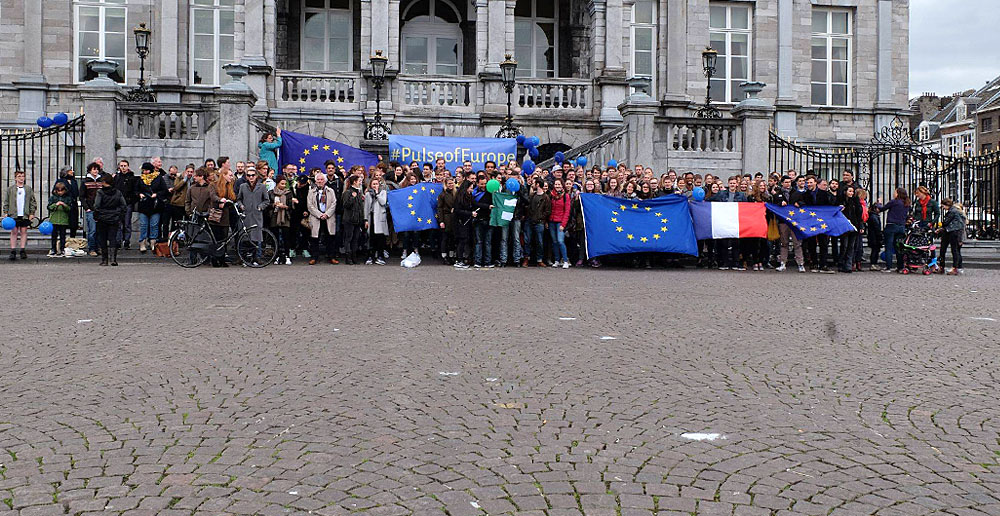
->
<box><xmin>516</xmin><ymin>79</ymin><xmax>592</xmax><ymax>111</ymax></box>
<box><xmin>397</xmin><ymin>76</ymin><xmax>477</xmax><ymax>111</ymax></box>
<box><xmin>117</xmin><ymin>103</ymin><xmax>213</xmax><ymax>140</ymax></box>
<box><xmin>276</xmin><ymin>71</ymin><xmax>361</xmax><ymax>107</ymax></box>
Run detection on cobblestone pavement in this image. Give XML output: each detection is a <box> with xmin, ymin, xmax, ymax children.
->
<box><xmin>2</xmin><ymin>263</ymin><xmax>1000</xmax><ymax>516</ymax></box>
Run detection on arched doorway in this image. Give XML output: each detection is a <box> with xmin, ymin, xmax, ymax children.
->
<box><xmin>401</xmin><ymin>0</ymin><xmax>463</xmax><ymax>75</ymax></box>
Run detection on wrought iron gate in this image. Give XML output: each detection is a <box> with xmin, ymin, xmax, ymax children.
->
<box><xmin>0</xmin><ymin>115</ymin><xmax>86</xmax><ymax>221</ymax></box>
<box><xmin>769</xmin><ymin>117</ymin><xmax>1000</xmax><ymax>236</ymax></box>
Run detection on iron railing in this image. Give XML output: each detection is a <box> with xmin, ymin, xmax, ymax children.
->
<box><xmin>0</xmin><ymin>116</ymin><xmax>86</xmax><ymax>221</ymax></box>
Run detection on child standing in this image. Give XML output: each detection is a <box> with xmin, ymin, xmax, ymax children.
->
<box><xmin>3</xmin><ymin>170</ymin><xmax>36</xmax><ymax>260</ymax></box>
<box><xmin>48</xmin><ymin>183</ymin><xmax>73</xmax><ymax>257</ymax></box>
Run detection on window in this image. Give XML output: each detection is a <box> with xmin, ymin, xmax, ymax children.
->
<box><xmin>401</xmin><ymin>0</ymin><xmax>462</xmax><ymax>75</ymax></box>
<box><xmin>515</xmin><ymin>0</ymin><xmax>556</xmax><ymax>78</ymax></box>
<box><xmin>918</xmin><ymin>124</ymin><xmax>929</xmax><ymax>142</ymax></box>
<box><xmin>709</xmin><ymin>3</ymin><xmax>751</xmax><ymax>103</ymax></box>
<box><xmin>983</xmin><ymin>117</ymin><xmax>993</xmax><ymax>132</ymax></box>
<box><xmin>961</xmin><ymin>133</ymin><xmax>974</xmax><ymax>155</ymax></box>
<box><xmin>956</xmin><ymin>102</ymin><xmax>967</xmax><ymax>122</ymax></box>
<box><xmin>811</xmin><ymin>9</ymin><xmax>852</xmax><ymax>107</ymax></box>
<box><xmin>190</xmin><ymin>0</ymin><xmax>236</xmax><ymax>85</ymax></box>
<box><xmin>631</xmin><ymin>0</ymin><xmax>656</xmax><ymax>88</ymax></box>
<box><xmin>302</xmin><ymin>0</ymin><xmax>352</xmax><ymax>71</ymax></box>
<box><xmin>74</xmin><ymin>0</ymin><xmax>127</xmax><ymax>83</ymax></box>
<box><xmin>946</xmin><ymin>137</ymin><xmax>959</xmax><ymax>156</ymax></box>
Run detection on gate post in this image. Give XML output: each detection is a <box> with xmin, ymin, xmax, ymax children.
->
<box><xmin>732</xmin><ymin>82</ymin><xmax>775</xmax><ymax>175</ymax></box>
<box><xmin>216</xmin><ymin>65</ymin><xmax>258</xmax><ymax>161</ymax></box>
<box><xmin>80</xmin><ymin>60</ymin><xmax>123</xmax><ymax>167</ymax></box>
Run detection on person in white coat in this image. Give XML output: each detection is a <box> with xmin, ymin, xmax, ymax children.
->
<box><xmin>364</xmin><ymin>177</ymin><xmax>389</xmax><ymax>265</ymax></box>
<box><xmin>306</xmin><ymin>172</ymin><xmax>338</xmax><ymax>265</ymax></box>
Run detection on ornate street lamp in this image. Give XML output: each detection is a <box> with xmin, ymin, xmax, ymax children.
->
<box><xmin>365</xmin><ymin>50</ymin><xmax>391</xmax><ymax>140</ymax></box>
<box><xmin>495</xmin><ymin>54</ymin><xmax>521</xmax><ymax>138</ymax></box>
<box><xmin>125</xmin><ymin>22</ymin><xmax>155</xmax><ymax>102</ymax></box>
<box><xmin>696</xmin><ymin>47</ymin><xmax>720</xmax><ymax>119</ymax></box>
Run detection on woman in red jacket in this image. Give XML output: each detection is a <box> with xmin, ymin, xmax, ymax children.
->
<box><xmin>549</xmin><ymin>180</ymin><xmax>571</xmax><ymax>268</ymax></box>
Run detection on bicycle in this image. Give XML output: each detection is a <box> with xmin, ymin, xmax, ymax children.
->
<box><xmin>167</xmin><ymin>202</ymin><xmax>277</xmax><ymax>268</ymax></box>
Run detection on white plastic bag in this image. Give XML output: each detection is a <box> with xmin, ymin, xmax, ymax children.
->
<box><xmin>401</xmin><ymin>251</ymin><xmax>421</xmax><ymax>268</ymax></box>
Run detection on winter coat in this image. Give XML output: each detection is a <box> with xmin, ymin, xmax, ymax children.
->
<box><xmin>436</xmin><ymin>188</ymin><xmax>456</xmax><ymax>232</ymax></box>
<box><xmin>841</xmin><ymin>197</ymin><xmax>863</xmax><ymax>232</ymax></box>
<box><xmin>341</xmin><ymin>187</ymin><xmax>365</xmax><ymax>226</ymax></box>
<box><xmin>710</xmin><ymin>190</ymin><xmax>747</xmax><ymax>202</ymax></box>
<box><xmin>549</xmin><ymin>191</ymin><xmax>571</xmax><ymax>226</ymax></box>
<box><xmin>526</xmin><ymin>191</ymin><xmax>552</xmax><ymax>224</ymax></box>
<box><xmin>567</xmin><ymin>193</ymin><xmax>585</xmax><ymax>233</ymax></box>
<box><xmin>2</xmin><ymin>184</ymin><xmax>36</xmax><ymax>218</ymax></box>
<box><xmin>365</xmin><ymin>188</ymin><xmax>389</xmax><ymax>235</ymax></box>
<box><xmin>942</xmin><ymin>205</ymin><xmax>967</xmax><ymax>234</ymax></box>
<box><xmin>171</xmin><ymin>175</ymin><xmax>190</xmax><ymax>207</ymax></box>
<box><xmin>268</xmin><ymin>188</ymin><xmax>293</xmax><ymax>228</ymax></box>
<box><xmin>307</xmin><ymin>185</ymin><xmax>337</xmax><ymax>238</ymax></box>
<box><xmin>186</xmin><ymin>183</ymin><xmax>213</xmax><ymax>215</ymax></box>
<box><xmin>47</xmin><ymin>193</ymin><xmax>73</xmax><ymax>226</ymax></box>
<box><xmin>258</xmin><ymin>138</ymin><xmax>282</xmax><ymax>172</ymax></box>
<box><xmin>94</xmin><ymin>185</ymin><xmax>126</xmax><ymax>224</ymax></box>
<box><xmin>912</xmin><ymin>198</ymin><xmax>940</xmax><ymax>225</ymax></box>
<box><xmin>237</xmin><ymin>181</ymin><xmax>270</xmax><ymax>241</ymax></box>
<box><xmin>115</xmin><ymin>171</ymin><xmax>139</xmax><ymax>206</ymax></box>
<box><xmin>472</xmin><ymin>188</ymin><xmax>493</xmax><ymax>222</ymax></box>
<box><xmin>136</xmin><ymin>173</ymin><xmax>169</xmax><ymax>215</ymax></box>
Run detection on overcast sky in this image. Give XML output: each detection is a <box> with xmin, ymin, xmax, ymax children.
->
<box><xmin>910</xmin><ymin>0</ymin><xmax>1000</xmax><ymax>98</ymax></box>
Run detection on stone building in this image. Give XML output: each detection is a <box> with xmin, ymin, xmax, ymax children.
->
<box><xmin>0</xmin><ymin>0</ymin><xmax>910</xmax><ymax>170</ymax></box>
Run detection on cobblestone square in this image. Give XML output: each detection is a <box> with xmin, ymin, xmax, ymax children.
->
<box><xmin>1</xmin><ymin>264</ymin><xmax>999</xmax><ymax>515</ymax></box>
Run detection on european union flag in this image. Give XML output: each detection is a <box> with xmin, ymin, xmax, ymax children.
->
<box><xmin>765</xmin><ymin>203</ymin><xmax>856</xmax><ymax>239</ymax></box>
<box><xmin>387</xmin><ymin>183</ymin><xmax>441</xmax><ymax>232</ymax></box>
<box><xmin>581</xmin><ymin>193</ymin><xmax>698</xmax><ymax>258</ymax></box>
<box><xmin>279</xmin><ymin>130</ymin><xmax>379</xmax><ymax>173</ymax></box>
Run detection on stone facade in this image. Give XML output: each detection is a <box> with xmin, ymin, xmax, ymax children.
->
<box><xmin>0</xmin><ymin>0</ymin><xmax>909</xmax><ymax>154</ymax></box>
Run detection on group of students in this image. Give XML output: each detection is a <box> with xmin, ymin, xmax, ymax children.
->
<box><xmin>3</xmin><ymin>140</ymin><xmax>969</xmax><ymax>274</ymax></box>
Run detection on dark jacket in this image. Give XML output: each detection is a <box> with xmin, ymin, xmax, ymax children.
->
<box><xmin>115</xmin><ymin>170</ymin><xmax>139</xmax><ymax>205</ymax></box>
<box><xmin>340</xmin><ymin>187</ymin><xmax>365</xmax><ymax>226</ymax></box>
<box><xmin>526</xmin><ymin>191</ymin><xmax>552</xmax><ymax>224</ymax></box>
<box><xmin>911</xmin><ymin>198</ymin><xmax>940</xmax><ymax>225</ymax></box>
<box><xmin>93</xmin><ymin>185</ymin><xmax>127</xmax><ymax>224</ymax></box>
<box><xmin>710</xmin><ymin>190</ymin><xmax>747</xmax><ymax>202</ymax></box>
<box><xmin>804</xmin><ymin>188</ymin><xmax>834</xmax><ymax>206</ymax></box>
<box><xmin>136</xmin><ymin>174</ymin><xmax>170</xmax><ymax>215</ymax></box>
<box><xmin>436</xmin><ymin>188</ymin><xmax>456</xmax><ymax>231</ymax></box>
<box><xmin>882</xmin><ymin>198</ymin><xmax>909</xmax><ymax>225</ymax></box>
<box><xmin>472</xmin><ymin>188</ymin><xmax>493</xmax><ymax>222</ymax></box>
<box><xmin>941</xmin><ymin>205</ymin><xmax>966</xmax><ymax>233</ymax></box>
<box><xmin>567</xmin><ymin>193</ymin><xmax>585</xmax><ymax>233</ymax></box>
<box><xmin>788</xmin><ymin>187</ymin><xmax>809</xmax><ymax>207</ymax></box>
<box><xmin>81</xmin><ymin>174</ymin><xmax>102</xmax><ymax>211</ymax></box>
<box><xmin>841</xmin><ymin>196</ymin><xmax>863</xmax><ymax>232</ymax></box>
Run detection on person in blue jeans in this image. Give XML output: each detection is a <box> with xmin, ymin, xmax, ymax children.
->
<box><xmin>548</xmin><ymin>180</ymin><xmax>571</xmax><ymax>268</ymax></box>
<box><xmin>80</xmin><ymin>162</ymin><xmax>103</xmax><ymax>255</ymax></box>
<box><xmin>471</xmin><ymin>173</ymin><xmax>494</xmax><ymax>268</ymax></box>
<box><xmin>522</xmin><ymin>178</ymin><xmax>551</xmax><ymax>266</ymax></box>
<box><xmin>880</xmin><ymin>187</ymin><xmax>911</xmax><ymax>272</ymax></box>
<box><xmin>497</xmin><ymin>173</ymin><xmax>523</xmax><ymax>267</ymax></box>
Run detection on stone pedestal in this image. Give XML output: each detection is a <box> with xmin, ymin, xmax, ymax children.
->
<box><xmin>217</xmin><ymin>65</ymin><xmax>258</xmax><ymax>161</ymax></box>
<box><xmin>80</xmin><ymin>61</ymin><xmax>123</xmax><ymax>166</ymax></box>
<box><xmin>731</xmin><ymin>82</ymin><xmax>775</xmax><ymax>175</ymax></box>
<box><xmin>617</xmin><ymin>82</ymin><xmax>659</xmax><ymax>169</ymax></box>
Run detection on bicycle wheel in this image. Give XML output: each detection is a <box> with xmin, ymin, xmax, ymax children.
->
<box><xmin>169</xmin><ymin>221</ymin><xmax>211</xmax><ymax>268</ymax></box>
<box><xmin>236</xmin><ymin>229</ymin><xmax>278</xmax><ymax>268</ymax></box>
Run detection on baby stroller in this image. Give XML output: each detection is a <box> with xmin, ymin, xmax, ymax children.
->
<box><xmin>898</xmin><ymin>221</ymin><xmax>939</xmax><ymax>275</ymax></box>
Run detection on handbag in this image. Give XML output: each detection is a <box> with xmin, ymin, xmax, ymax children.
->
<box><xmin>207</xmin><ymin>207</ymin><xmax>224</xmax><ymax>223</ymax></box>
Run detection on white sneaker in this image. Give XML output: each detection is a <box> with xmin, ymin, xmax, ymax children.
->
<box><xmin>776</xmin><ymin>263</ymin><xmax>786</xmax><ymax>272</ymax></box>
<box><xmin>798</xmin><ymin>265</ymin><xmax>806</xmax><ymax>273</ymax></box>
<box><xmin>64</xmin><ymin>249</ymin><xmax>74</xmax><ymax>258</ymax></box>
<box><xmin>365</xmin><ymin>258</ymin><xmax>373</xmax><ymax>265</ymax></box>
<box><xmin>285</xmin><ymin>257</ymin><xmax>292</xmax><ymax>265</ymax></box>
<box><xmin>74</xmin><ymin>249</ymin><xmax>86</xmax><ymax>257</ymax></box>
<box><xmin>562</xmin><ymin>261</ymin><xmax>570</xmax><ymax>269</ymax></box>
<box><xmin>375</xmin><ymin>258</ymin><xmax>386</xmax><ymax>265</ymax></box>
<box><xmin>46</xmin><ymin>251</ymin><xmax>57</xmax><ymax>257</ymax></box>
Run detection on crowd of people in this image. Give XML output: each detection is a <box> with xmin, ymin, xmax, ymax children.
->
<box><xmin>3</xmin><ymin>129</ymin><xmax>969</xmax><ymax>274</ymax></box>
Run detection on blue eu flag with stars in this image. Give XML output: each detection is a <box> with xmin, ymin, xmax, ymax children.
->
<box><xmin>580</xmin><ymin>193</ymin><xmax>698</xmax><ymax>258</ymax></box>
<box><xmin>387</xmin><ymin>183</ymin><xmax>441</xmax><ymax>232</ymax></box>
<box><xmin>279</xmin><ymin>130</ymin><xmax>379</xmax><ymax>172</ymax></box>
<box><xmin>765</xmin><ymin>203</ymin><xmax>856</xmax><ymax>239</ymax></box>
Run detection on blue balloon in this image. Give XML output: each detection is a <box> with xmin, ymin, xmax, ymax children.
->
<box><xmin>528</xmin><ymin>146</ymin><xmax>539</xmax><ymax>159</ymax></box>
<box><xmin>692</xmin><ymin>186</ymin><xmax>706</xmax><ymax>201</ymax></box>
<box><xmin>39</xmin><ymin>221</ymin><xmax>53</xmax><ymax>235</ymax></box>
<box><xmin>516</xmin><ymin>134</ymin><xmax>526</xmax><ymax>145</ymax></box>
<box><xmin>529</xmin><ymin>136</ymin><xmax>541</xmax><ymax>147</ymax></box>
<box><xmin>36</xmin><ymin>116</ymin><xmax>53</xmax><ymax>128</ymax></box>
<box><xmin>1</xmin><ymin>217</ymin><xmax>15</xmax><ymax>231</ymax></box>
<box><xmin>607</xmin><ymin>159</ymin><xmax>618</xmax><ymax>169</ymax></box>
<box><xmin>505</xmin><ymin>178</ymin><xmax>521</xmax><ymax>193</ymax></box>
<box><xmin>576</xmin><ymin>156</ymin><xmax>588</xmax><ymax>167</ymax></box>
<box><xmin>522</xmin><ymin>160</ymin><xmax>536</xmax><ymax>175</ymax></box>
<box><xmin>52</xmin><ymin>113</ymin><xmax>69</xmax><ymax>126</ymax></box>
<box><xmin>554</xmin><ymin>151</ymin><xmax>565</xmax><ymax>164</ymax></box>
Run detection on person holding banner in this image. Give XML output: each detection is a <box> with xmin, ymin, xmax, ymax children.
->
<box><xmin>471</xmin><ymin>173</ymin><xmax>494</xmax><ymax>268</ymax></box>
<box><xmin>397</xmin><ymin>174</ymin><xmax>422</xmax><ymax>260</ymax></box>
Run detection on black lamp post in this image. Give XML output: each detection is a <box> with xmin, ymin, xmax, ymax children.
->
<box><xmin>365</xmin><ymin>50</ymin><xmax>391</xmax><ymax>140</ymax></box>
<box><xmin>125</xmin><ymin>22</ymin><xmax>155</xmax><ymax>102</ymax></box>
<box><xmin>495</xmin><ymin>54</ymin><xmax>521</xmax><ymax>138</ymax></box>
<box><xmin>696</xmin><ymin>46</ymin><xmax>720</xmax><ymax>119</ymax></box>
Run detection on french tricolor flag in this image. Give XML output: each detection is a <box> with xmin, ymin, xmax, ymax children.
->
<box><xmin>690</xmin><ymin>201</ymin><xmax>768</xmax><ymax>240</ymax></box>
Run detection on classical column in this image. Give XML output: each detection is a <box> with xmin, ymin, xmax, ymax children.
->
<box><xmin>773</xmin><ymin>0</ymin><xmax>797</xmax><ymax>137</ymax></box>
<box><xmin>662</xmin><ymin>0</ymin><xmax>687</xmax><ymax>106</ymax></box>
<box><xmin>589</xmin><ymin>0</ymin><xmax>607</xmax><ymax>76</ymax></box>
<box><xmin>604</xmin><ymin>0</ymin><xmax>624</xmax><ymax>72</ymax></box>
<box><xmin>598</xmin><ymin>0</ymin><xmax>627</xmax><ymax>125</ymax></box>
<box><xmin>153</xmin><ymin>0</ymin><xmax>182</xmax><ymax>102</ymax></box>
<box><xmin>874</xmin><ymin>0</ymin><xmax>895</xmax><ymax>131</ymax></box>
<box><xmin>15</xmin><ymin>0</ymin><xmax>47</xmax><ymax>121</ymax></box>
<box><xmin>476</xmin><ymin>0</ymin><xmax>488</xmax><ymax>73</ymax></box>
<box><xmin>242</xmin><ymin>0</ymin><xmax>271</xmax><ymax>109</ymax></box>
<box><xmin>483</xmin><ymin>0</ymin><xmax>507</xmax><ymax>74</ymax></box>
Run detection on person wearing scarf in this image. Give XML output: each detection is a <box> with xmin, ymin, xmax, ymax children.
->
<box><xmin>269</xmin><ymin>178</ymin><xmax>293</xmax><ymax>265</ymax></box>
<box><xmin>135</xmin><ymin>162</ymin><xmax>169</xmax><ymax>253</ymax></box>
<box><xmin>911</xmin><ymin>186</ymin><xmax>940</xmax><ymax>228</ymax></box>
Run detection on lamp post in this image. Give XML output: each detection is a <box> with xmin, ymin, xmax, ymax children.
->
<box><xmin>365</xmin><ymin>50</ymin><xmax>391</xmax><ymax>140</ymax></box>
<box><xmin>696</xmin><ymin>47</ymin><xmax>720</xmax><ymax>119</ymax></box>
<box><xmin>124</xmin><ymin>22</ymin><xmax>155</xmax><ymax>102</ymax></box>
<box><xmin>495</xmin><ymin>54</ymin><xmax>521</xmax><ymax>138</ymax></box>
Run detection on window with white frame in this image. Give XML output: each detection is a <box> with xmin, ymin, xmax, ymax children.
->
<box><xmin>401</xmin><ymin>0</ymin><xmax>463</xmax><ymax>75</ymax></box>
<box><xmin>631</xmin><ymin>0</ymin><xmax>656</xmax><ymax>88</ymax></box>
<box><xmin>190</xmin><ymin>0</ymin><xmax>236</xmax><ymax>85</ymax></box>
<box><xmin>514</xmin><ymin>0</ymin><xmax>556</xmax><ymax>78</ymax></box>
<box><xmin>302</xmin><ymin>0</ymin><xmax>352</xmax><ymax>71</ymax></box>
<box><xmin>956</xmin><ymin>102</ymin><xmax>967</xmax><ymax>122</ymax></box>
<box><xmin>811</xmin><ymin>9</ymin><xmax>852</xmax><ymax>107</ymax></box>
<box><xmin>961</xmin><ymin>133</ymin><xmax>974</xmax><ymax>155</ymax></box>
<box><xmin>75</xmin><ymin>0</ymin><xmax>127</xmax><ymax>83</ymax></box>
<box><xmin>708</xmin><ymin>3</ymin><xmax>752</xmax><ymax>103</ymax></box>
<box><xmin>946</xmin><ymin>137</ymin><xmax>959</xmax><ymax>156</ymax></box>
<box><xmin>918</xmin><ymin>124</ymin><xmax>929</xmax><ymax>141</ymax></box>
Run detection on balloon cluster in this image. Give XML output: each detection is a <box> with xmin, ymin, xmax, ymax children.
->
<box><xmin>2</xmin><ymin>217</ymin><xmax>55</xmax><ymax>234</ymax></box>
<box><xmin>36</xmin><ymin>113</ymin><xmax>70</xmax><ymax>129</ymax></box>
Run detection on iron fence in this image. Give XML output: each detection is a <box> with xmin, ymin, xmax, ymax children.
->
<box><xmin>1</xmin><ymin>116</ymin><xmax>86</xmax><ymax>221</ymax></box>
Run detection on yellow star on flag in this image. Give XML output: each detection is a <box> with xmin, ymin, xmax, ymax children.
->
<box><xmin>661</xmin><ymin>226</ymin><xmax>668</xmax><ymax>232</ymax></box>
<box><xmin>612</xmin><ymin>211</ymin><xmax>619</xmax><ymax>215</ymax></box>
<box><xmin>640</xmin><ymin>237</ymin><xmax>648</xmax><ymax>243</ymax></box>
<box><xmin>631</xmin><ymin>204</ymin><xmax>639</xmax><ymax>209</ymax></box>
<box><xmin>820</xmin><ymin>223</ymin><xmax>828</xmax><ymax>229</ymax></box>
<box><xmin>799</xmin><ymin>208</ymin><xmax>807</xmax><ymax>213</ymax></box>
<box><xmin>417</xmin><ymin>217</ymin><xmax>423</xmax><ymax>222</ymax></box>
<box><xmin>430</xmin><ymin>189</ymin><xmax>436</xmax><ymax>194</ymax></box>
<box><xmin>788</xmin><ymin>210</ymin><xmax>796</xmax><ymax>216</ymax></box>
<box><xmin>810</xmin><ymin>227</ymin><xmax>817</xmax><ymax>232</ymax></box>
<box><xmin>421</xmin><ymin>186</ymin><xmax>426</xmax><ymax>191</ymax></box>
<box><xmin>627</xmin><ymin>234</ymin><xmax>634</xmax><ymax>240</ymax></box>
<box><xmin>809</xmin><ymin>211</ymin><xmax>816</xmax><ymax>216</ymax></box>
<box><xmin>610</xmin><ymin>217</ymin><xmax>618</xmax><ymax>223</ymax></box>
<box><xmin>312</xmin><ymin>145</ymin><xmax>319</xmax><ymax>150</ymax></box>
<box><xmin>410</xmin><ymin>210</ymin><xmax>416</xmax><ymax>215</ymax></box>
<box><xmin>655</xmin><ymin>212</ymin><xmax>662</xmax><ymax>217</ymax></box>
<box><xmin>333</xmin><ymin>149</ymin><xmax>340</xmax><ymax>156</ymax></box>
<box><xmin>412</xmin><ymin>189</ymin><xmax>419</xmax><ymax>194</ymax></box>
<box><xmin>616</xmin><ymin>226</ymin><xmax>623</xmax><ymax>232</ymax></box>
<box><xmin>407</xmin><ymin>203</ymin><xmax>413</xmax><ymax>208</ymax></box>
<box><xmin>303</xmin><ymin>149</ymin><xmax>310</xmax><ymax>156</ymax></box>
<box><xmin>299</xmin><ymin>158</ymin><xmax>306</xmax><ymax>164</ymax></box>
<box><xmin>620</xmin><ymin>205</ymin><xmax>627</xmax><ymax>211</ymax></box>
<box><xmin>645</xmin><ymin>207</ymin><xmax>651</xmax><ymax>211</ymax></box>
<box><xmin>408</xmin><ymin>195</ymin><xmax>413</xmax><ymax>200</ymax></box>
<box><xmin>337</xmin><ymin>157</ymin><xmax>344</xmax><ymax>163</ymax></box>
<box><xmin>427</xmin><ymin>219</ymin><xmax>433</xmax><ymax>225</ymax></box>
<box><xmin>791</xmin><ymin>221</ymin><xmax>798</xmax><ymax>227</ymax></box>
<box><xmin>653</xmin><ymin>234</ymin><xmax>661</xmax><ymax>240</ymax></box>
<box><xmin>323</xmin><ymin>145</ymin><xmax>330</xmax><ymax>151</ymax></box>
<box><xmin>661</xmin><ymin>218</ymin><xmax>668</xmax><ymax>223</ymax></box>
<box><xmin>816</xmin><ymin>218</ymin><xmax>824</xmax><ymax>222</ymax></box>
